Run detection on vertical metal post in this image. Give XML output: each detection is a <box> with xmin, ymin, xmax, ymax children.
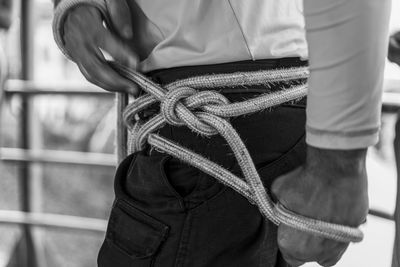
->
<box><xmin>18</xmin><ymin>0</ymin><xmax>39</xmax><ymax>266</ymax></box>
<box><xmin>393</xmin><ymin>114</ymin><xmax>400</xmax><ymax>267</ymax></box>
<box><xmin>116</xmin><ymin>93</ymin><xmax>128</xmax><ymax>163</ymax></box>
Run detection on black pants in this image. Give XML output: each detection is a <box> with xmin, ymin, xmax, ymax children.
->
<box><xmin>98</xmin><ymin>58</ymin><xmax>308</xmax><ymax>267</ymax></box>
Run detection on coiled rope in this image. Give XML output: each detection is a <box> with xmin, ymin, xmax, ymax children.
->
<box><xmin>53</xmin><ymin>0</ymin><xmax>364</xmax><ymax>244</ymax></box>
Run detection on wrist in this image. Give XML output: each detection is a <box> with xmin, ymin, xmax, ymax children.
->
<box><xmin>305</xmin><ymin>145</ymin><xmax>367</xmax><ymax>178</ymax></box>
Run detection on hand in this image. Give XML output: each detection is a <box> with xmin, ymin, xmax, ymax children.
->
<box><xmin>272</xmin><ymin>146</ymin><xmax>369</xmax><ymax>266</ymax></box>
<box><xmin>388</xmin><ymin>31</ymin><xmax>400</xmax><ymax>66</ymax></box>
<box><xmin>63</xmin><ymin>0</ymin><xmax>139</xmax><ymax>95</ymax></box>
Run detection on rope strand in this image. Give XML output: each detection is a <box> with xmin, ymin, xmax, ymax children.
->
<box><xmin>52</xmin><ymin>0</ymin><xmax>363</xmax><ymax>245</ymax></box>
<box><xmin>112</xmin><ymin>62</ymin><xmax>364</xmax><ymax>243</ymax></box>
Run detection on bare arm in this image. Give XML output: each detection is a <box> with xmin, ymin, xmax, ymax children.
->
<box><xmin>272</xmin><ymin>0</ymin><xmax>391</xmax><ymax>266</ymax></box>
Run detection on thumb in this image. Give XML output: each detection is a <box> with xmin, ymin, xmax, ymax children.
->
<box><xmin>271</xmin><ymin>173</ymin><xmax>287</xmax><ymax>201</ymax></box>
<box><xmin>271</xmin><ymin>167</ymin><xmax>302</xmax><ymax>201</ymax></box>
<box><xmin>105</xmin><ymin>0</ymin><xmax>133</xmax><ymax>39</ymax></box>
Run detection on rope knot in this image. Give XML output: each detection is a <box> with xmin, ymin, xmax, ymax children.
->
<box><xmin>112</xmin><ymin>63</ymin><xmax>362</xmax><ymax>243</ymax></box>
<box><xmin>160</xmin><ymin>86</ymin><xmax>230</xmax><ymax>136</ymax></box>
<box><xmin>161</xmin><ymin>87</ymin><xmax>196</xmax><ymax>126</ymax></box>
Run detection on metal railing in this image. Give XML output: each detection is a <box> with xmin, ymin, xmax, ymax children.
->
<box><xmin>0</xmin><ymin>80</ymin><xmax>123</xmax><ymax>230</ymax></box>
<box><xmin>0</xmin><ymin>77</ymin><xmax>127</xmax><ymax>266</ymax></box>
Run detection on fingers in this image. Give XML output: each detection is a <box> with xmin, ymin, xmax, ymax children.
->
<box><xmin>105</xmin><ymin>0</ymin><xmax>133</xmax><ymax>39</ymax></box>
<box><xmin>271</xmin><ymin>166</ymin><xmax>303</xmax><ymax>204</ymax></box>
<box><xmin>278</xmin><ymin>224</ymin><xmax>349</xmax><ymax>266</ymax></box>
<box><xmin>63</xmin><ymin>5</ymin><xmax>139</xmax><ymax>95</ymax></box>
<box><xmin>75</xmin><ymin>47</ymin><xmax>138</xmax><ymax>95</ymax></box>
<box><xmin>317</xmin><ymin>244</ymin><xmax>348</xmax><ymax>267</ymax></box>
<box><xmin>96</xmin><ymin>28</ymin><xmax>138</xmax><ymax>70</ymax></box>
<box><xmin>75</xmin><ymin>50</ymin><xmax>119</xmax><ymax>90</ymax></box>
<box><xmin>280</xmin><ymin>250</ymin><xmax>305</xmax><ymax>267</ymax></box>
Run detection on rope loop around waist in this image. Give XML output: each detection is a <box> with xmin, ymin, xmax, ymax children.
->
<box><xmin>51</xmin><ymin>0</ymin><xmax>364</xmax><ymax>244</ymax></box>
<box><xmin>111</xmin><ymin>62</ymin><xmax>364</xmax><ymax>243</ymax></box>
<box><xmin>160</xmin><ymin>86</ymin><xmax>230</xmax><ymax>136</ymax></box>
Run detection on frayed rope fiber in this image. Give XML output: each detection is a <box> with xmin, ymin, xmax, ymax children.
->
<box><xmin>117</xmin><ymin>62</ymin><xmax>363</xmax><ymax>243</ymax></box>
<box><xmin>53</xmin><ymin>0</ymin><xmax>364</xmax><ymax>243</ymax></box>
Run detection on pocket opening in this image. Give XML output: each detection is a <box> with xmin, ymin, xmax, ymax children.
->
<box><xmin>105</xmin><ymin>199</ymin><xmax>169</xmax><ymax>259</ymax></box>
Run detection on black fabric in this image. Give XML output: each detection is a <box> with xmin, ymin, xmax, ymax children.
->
<box><xmin>146</xmin><ymin>57</ymin><xmax>308</xmax><ymax>85</ymax></box>
<box><xmin>98</xmin><ymin>58</ymin><xmax>307</xmax><ymax>267</ymax></box>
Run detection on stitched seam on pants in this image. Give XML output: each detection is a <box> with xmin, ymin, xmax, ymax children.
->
<box><xmin>174</xmin><ymin>213</ymin><xmax>193</xmax><ymax>267</ymax></box>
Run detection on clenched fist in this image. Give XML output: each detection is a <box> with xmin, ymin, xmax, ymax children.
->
<box><xmin>272</xmin><ymin>146</ymin><xmax>368</xmax><ymax>266</ymax></box>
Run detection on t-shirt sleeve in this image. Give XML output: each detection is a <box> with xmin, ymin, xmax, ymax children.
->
<box><xmin>303</xmin><ymin>0</ymin><xmax>391</xmax><ymax>149</ymax></box>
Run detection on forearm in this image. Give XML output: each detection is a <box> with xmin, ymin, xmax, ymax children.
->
<box><xmin>304</xmin><ymin>0</ymin><xmax>391</xmax><ymax>149</ymax></box>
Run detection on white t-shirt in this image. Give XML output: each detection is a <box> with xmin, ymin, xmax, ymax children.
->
<box><xmin>304</xmin><ymin>0</ymin><xmax>391</xmax><ymax>148</ymax></box>
<box><xmin>130</xmin><ymin>0</ymin><xmax>391</xmax><ymax>149</ymax></box>
<box><xmin>130</xmin><ymin>0</ymin><xmax>308</xmax><ymax>72</ymax></box>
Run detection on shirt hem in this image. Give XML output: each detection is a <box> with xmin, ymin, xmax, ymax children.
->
<box><xmin>306</xmin><ymin>128</ymin><xmax>379</xmax><ymax>149</ymax></box>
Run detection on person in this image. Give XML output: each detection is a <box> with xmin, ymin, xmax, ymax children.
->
<box><xmin>53</xmin><ymin>0</ymin><xmax>391</xmax><ymax>266</ymax></box>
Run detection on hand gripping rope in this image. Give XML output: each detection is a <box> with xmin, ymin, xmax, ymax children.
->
<box><xmin>53</xmin><ymin>0</ymin><xmax>364</xmax><ymax>243</ymax></box>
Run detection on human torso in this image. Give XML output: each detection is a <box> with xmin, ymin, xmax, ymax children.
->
<box><xmin>128</xmin><ymin>0</ymin><xmax>308</xmax><ymax>72</ymax></box>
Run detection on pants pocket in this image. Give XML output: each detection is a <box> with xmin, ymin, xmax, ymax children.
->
<box><xmin>97</xmin><ymin>198</ymin><xmax>169</xmax><ymax>267</ymax></box>
<box><xmin>257</xmin><ymin>134</ymin><xmax>306</xmax><ymax>191</ymax></box>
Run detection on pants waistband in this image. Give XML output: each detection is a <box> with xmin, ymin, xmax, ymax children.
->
<box><xmin>146</xmin><ymin>57</ymin><xmax>308</xmax><ymax>89</ymax></box>
<box><xmin>138</xmin><ymin>58</ymin><xmax>307</xmax><ymax>120</ymax></box>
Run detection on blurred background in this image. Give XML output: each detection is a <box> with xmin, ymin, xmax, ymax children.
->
<box><xmin>0</xmin><ymin>0</ymin><xmax>399</xmax><ymax>267</ymax></box>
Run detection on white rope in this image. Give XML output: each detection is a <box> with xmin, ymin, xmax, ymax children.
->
<box><xmin>52</xmin><ymin>0</ymin><xmax>364</xmax><ymax>243</ymax></box>
<box><xmin>115</xmin><ymin>62</ymin><xmax>363</xmax><ymax>243</ymax></box>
